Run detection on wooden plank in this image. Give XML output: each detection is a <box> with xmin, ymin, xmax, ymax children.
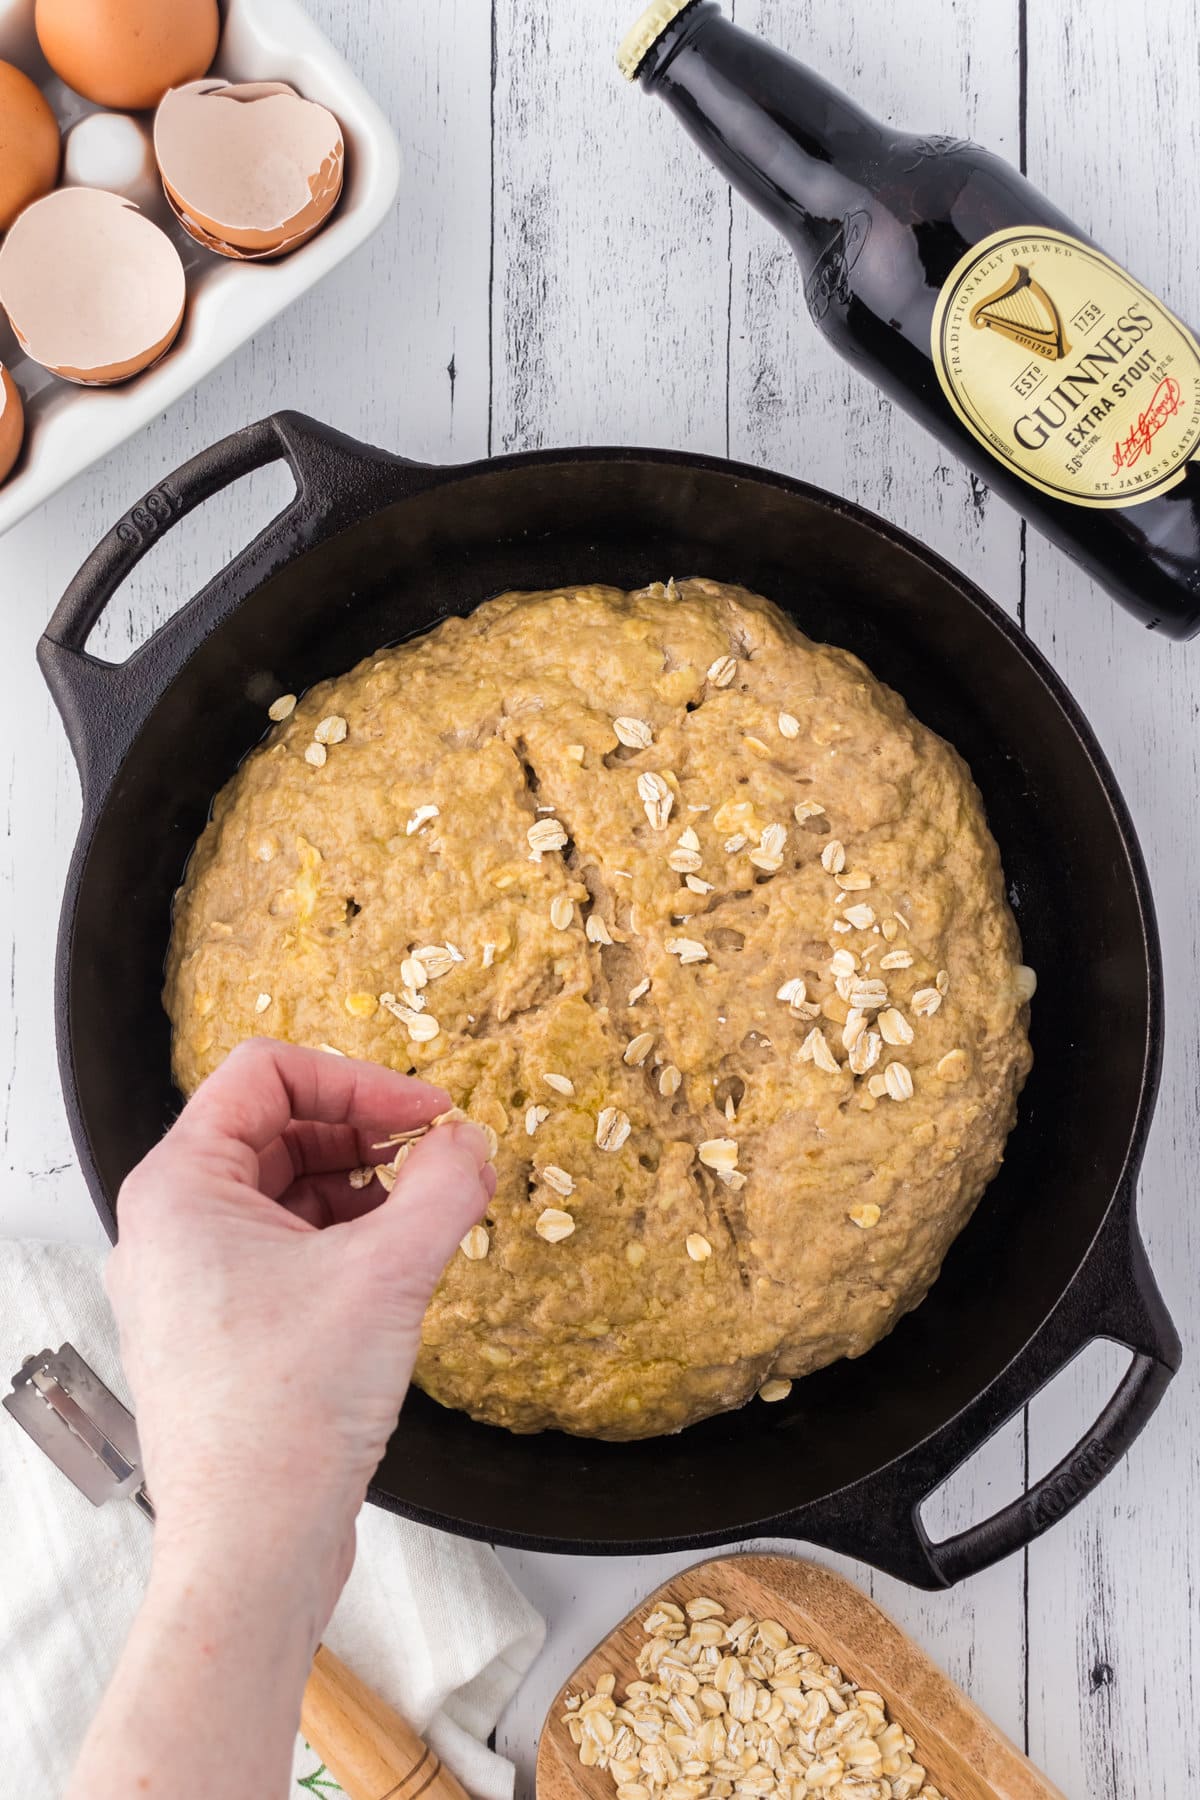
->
<box><xmin>725</xmin><ymin>0</ymin><xmax>1030</xmax><ymax>1761</ymax></box>
<box><xmin>1020</xmin><ymin>1</ymin><xmax>1200</xmax><ymax>1794</ymax></box>
<box><xmin>490</xmin><ymin>0</ymin><xmax>730</xmax><ymax>454</ymax></box>
<box><xmin>493</xmin><ymin>0</ymin><xmax>1032</xmax><ymax>1788</ymax></box>
<box><xmin>534</xmin><ymin>1554</ymin><xmax>1064</xmax><ymax>1800</ymax></box>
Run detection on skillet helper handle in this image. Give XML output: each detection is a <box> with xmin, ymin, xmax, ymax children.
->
<box><xmin>786</xmin><ymin>1188</ymin><xmax>1180</xmax><ymax>1589</ymax></box>
<box><xmin>38</xmin><ymin>411</ymin><xmax>441</xmax><ymax>806</ymax></box>
<box><xmin>300</xmin><ymin>1645</ymin><xmax>471</xmax><ymax>1800</ymax></box>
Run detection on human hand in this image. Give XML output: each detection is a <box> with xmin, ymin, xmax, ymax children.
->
<box><xmin>104</xmin><ymin>1037</ymin><xmax>494</xmax><ymax>1637</ymax></box>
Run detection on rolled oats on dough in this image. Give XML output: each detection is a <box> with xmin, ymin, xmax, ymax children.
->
<box><xmin>166</xmin><ymin>579</ymin><xmax>1032</xmax><ymax>1439</ymax></box>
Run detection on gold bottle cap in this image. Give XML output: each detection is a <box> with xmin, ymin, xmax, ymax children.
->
<box><xmin>617</xmin><ymin>0</ymin><xmax>698</xmax><ymax>81</ymax></box>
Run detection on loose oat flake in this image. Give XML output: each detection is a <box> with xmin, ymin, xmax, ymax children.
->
<box><xmin>544</xmin><ymin>1072</ymin><xmax>575</xmax><ymax>1096</ymax></box>
<box><xmin>267</xmin><ymin>693</ymin><xmax>296</xmax><ymax>721</ymax></box>
<box><xmin>400</xmin><ymin>956</ymin><xmax>428</xmax><ymax>991</ymax></box>
<box><xmin>707</xmin><ymin>653</ymin><xmax>738</xmax><ymax>687</ymax></box>
<box><xmin>304</xmin><ymin>742</ymin><xmax>327</xmax><ymax>768</ymax></box>
<box><xmin>685</xmin><ymin>1233</ymin><xmax>712</xmax><ymax>1262</ymax></box>
<box><xmin>414</xmin><ymin>944</ymin><xmax>456</xmax><ymax>978</ymax></box>
<box><xmin>406</xmin><ymin>804</ymin><xmax>439</xmax><ymax>835</ymax></box>
<box><xmin>878</xmin><ymin>1007</ymin><xmax>914</xmax><ymax>1046</ymax></box>
<box><xmin>528</xmin><ymin>817</ymin><xmax>568</xmax><ymax>859</ymax></box>
<box><xmin>587</xmin><ymin>913</ymin><xmax>614</xmax><ymax>945</ymax></box>
<box><xmin>821</xmin><ymin>839</ymin><xmax>846</xmax><ymax>874</ymax></box>
<box><xmin>596</xmin><ymin>1106</ymin><xmax>632</xmax><ymax>1152</ymax></box>
<box><xmin>666</xmin><ymin>937</ymin><xmax>708</xmax><ymax>965</ymax></box>
<box><xmin>460</xmin><ymin>1224</ymin><xmax>489</xmax><ymax>1260</ymax></box>
<box><xmin>778</xmin><ymin>711</ymin><xmax>800</xmax><ymax>739</ymax></box>
<box><xmin>884</xmin><ymin>1062</ymin><xmax>914</xmax><ymax>1101</ymax></box>
<box><xmin>669</xmin><ymin>846</ymin><xmax>704</xmax><ymax>874</ymax></box>
<box><xmin>314</xmin><ymin>714</ymin><xmax>348</xmax><ymax>746</ymax></box>
<box><xmin>614</xmin><ymin>715</ymin><xmax>654</xmax><ymax>749</ymax></box>
<box><xmin>698</xmin><ymin>1137</ymin><xmax>738</xmax><ymax>1173</ymax></box>
<box><xmin>638</xmin><ymin>770</ymin><xmax>674</xmax><ymax>830</ymax></box>
<box><xmin>848</xmin><ymin>1029</ymin><xmax>881</xmax><ymax>1076</ymax></box>
<box><xmin>540</xmin><ymin>1164</ymin><xmax>576</xmax><ymax>1198</ymax></box>
<box><xmin>848</xmin><ymin>979</ymin><xmax>887</xmax><ymax>1011</ymax></box>
<box><xmin>800</xmin><ymin>1028</ymin><xmax>840</xmax><ymax>1075</ymax></box>
<box><xmin>536</xmin><ymin>1207</ymin><xmax>576</xmax><ymax>1243</ymax></box>
<box><xmin>526</xmin><ymin>1104</ymin><xmax>550</xmax><ymax>1135</ymax></box>
<box><xmin>758</xmin><ymin>1377</ymin><xmax>792</xmax><ymax>1402</ymax></box>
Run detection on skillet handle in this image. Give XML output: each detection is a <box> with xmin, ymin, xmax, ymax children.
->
<box><xmin>38</xmin><ymin>411</ymin><xmax>443</xmax><ymax>806</ymax></box>
<box><xmin>781</xmin><ymin>1183</ymin><xmax>1179</xmax><ymax>1589</ymax></box>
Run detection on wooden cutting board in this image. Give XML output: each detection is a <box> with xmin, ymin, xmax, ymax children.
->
<box><xmin>536</xmin><ymin>1555</ymin><xmax>1065</xmax><ymax>1800</ymax></box>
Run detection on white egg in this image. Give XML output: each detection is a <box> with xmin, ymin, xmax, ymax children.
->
<box><xmin>63</xmin><ymin>112</ymin><xmax>159</xmax><ymax>207</ymax></box>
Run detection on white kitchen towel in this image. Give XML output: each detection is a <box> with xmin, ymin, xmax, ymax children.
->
<box><xmin>0</xmin><ymin>1240</ymin><xmax>545</xmax><ymax>1799</ymax></box>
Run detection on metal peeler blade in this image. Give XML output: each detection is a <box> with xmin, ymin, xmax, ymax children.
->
<box><xmin>4</xmin><ymin>1344</ymin><xmax>154</xmax><ymax>1520</ymax></box>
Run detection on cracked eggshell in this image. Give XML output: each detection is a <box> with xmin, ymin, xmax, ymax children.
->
<box><xmin>154</xmin><ymin>78</ymin><xmax>344</xmax><ymax>260</ymax></box>
<box><xmin>0</xmin><ymin>57</ymin><xmax>60</xmax><ymax>231</ymax></box>
<box><xmin>0</xmin><ymin>0</ymin><xmax>38</xmax><ymax>72</ymax></box>
<box><xmin>35</xmin><ymin>0</ymin><xmax>218</xmax><ymax>110</ymax></box>
<box><xmin>0</xmin><ymin>364</ymin><xmax>24</xmax><ymax>483</ymax></box>
<box><xmin>0</xmin><ymin>186</ymin><xmax>185</xmax><ymax>383</ymax></box>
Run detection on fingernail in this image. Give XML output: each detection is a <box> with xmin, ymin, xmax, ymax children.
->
<box><xmin>450</xmin><ymin>1120</ymin><xmax>493</xmax><ymax>1168</ymax></box>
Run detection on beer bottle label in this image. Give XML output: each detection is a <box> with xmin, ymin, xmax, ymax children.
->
<box><xmin>930</xmin><ymin>226</ymin><xmax>1200</xmax><ymax>508</ymax></box>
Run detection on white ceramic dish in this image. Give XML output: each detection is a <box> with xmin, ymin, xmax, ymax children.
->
<box><xmin>0</xmin><ymin>0</ymin><xmax>401</xmax><ymax>536</ymax></box>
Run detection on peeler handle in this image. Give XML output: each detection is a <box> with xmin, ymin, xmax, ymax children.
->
<box><xmin>300</xmin><ymin>1645</ymin><xmax>471</xmax><ymax>1800</ymax></box>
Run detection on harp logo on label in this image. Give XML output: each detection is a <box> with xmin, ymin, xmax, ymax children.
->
<box><xmin>930</xmin><ymin>226</ymin><xmax>1200</xmax><ymax>508</ymax></box>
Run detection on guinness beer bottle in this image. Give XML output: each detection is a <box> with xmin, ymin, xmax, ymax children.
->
<box><xmin>620</xmin><ymin>0</ymin><xmax>1200</xmax><ymax>637</ymax></box>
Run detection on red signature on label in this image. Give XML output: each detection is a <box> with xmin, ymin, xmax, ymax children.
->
<box><xmin>1111</xmin><ymin>377</ymin><xmax>1182</xmax><ymax>472</ymax></box>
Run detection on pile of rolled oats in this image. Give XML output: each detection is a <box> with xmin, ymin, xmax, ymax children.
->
<box><xmin>561</xmin><ymin>1597</ymin><xmax>947</xmax><ymax>1800</ymax></box>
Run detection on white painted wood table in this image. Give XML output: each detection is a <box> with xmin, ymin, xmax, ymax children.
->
<box><xmin>0</xmin><ymin>1</ymin><xmax>1195</xmax><ymax>1795</ymax></box>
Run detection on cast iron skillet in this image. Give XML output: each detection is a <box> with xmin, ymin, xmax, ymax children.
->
<box><xmin>39</xmin><ymin>411</ymin><xmax>1180</xmax><ymax>1590</ymax></box>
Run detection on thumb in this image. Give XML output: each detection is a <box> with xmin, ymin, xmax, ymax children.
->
<box><xmin>363</xmin><ymin>1121</ymin><xmax>494</xmax><ymax>1299</ymax></box>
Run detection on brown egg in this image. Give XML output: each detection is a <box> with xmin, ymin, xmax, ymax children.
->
<box><xmin>0</xmin><ymin>187</ymin><xmax>186</xmax><ymax>384</ymax></box>
<box><xmin>0</xmin><ymin>363</ymin><xmax>24</xmax><ymax>483</ymax></box>
<box><xmin>155</xmin><ymin>79</ymin><xmax>343</xmax><ymax>260</ymax></box>
<box><xmin>35</xmin><ymin>0</ymin><xmax>218</xmax><ymax>110</ymax></box>
<box><xmin>0</xmin><ymin>58</ymin><xmax>60</xmax><ymax>231</ymax></box>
